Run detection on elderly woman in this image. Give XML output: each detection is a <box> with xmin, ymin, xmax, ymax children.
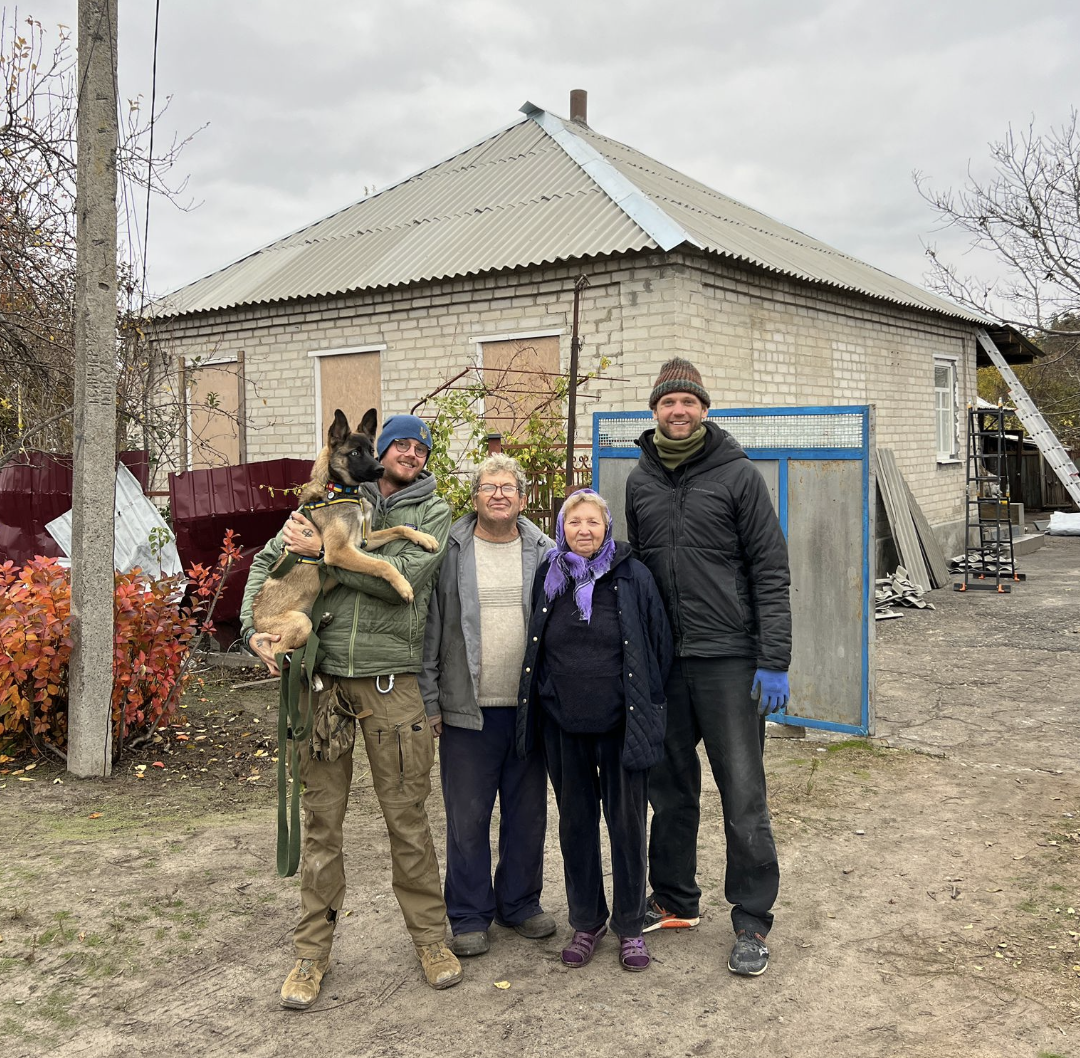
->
<box><xmin>517</xmin><ymin>489</ymin><xmax>672</xmax><ymax>972</ymax></box>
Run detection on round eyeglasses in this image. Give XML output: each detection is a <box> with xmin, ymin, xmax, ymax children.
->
<box><xmin>476</xmin><ymin>483</ymin><xmax>521</xmax><ymax>496</ymax></box>
<box><xmin>390</xmin><ymin>439</ymin><xmax>430</xmax><ymax>457</ymax></box>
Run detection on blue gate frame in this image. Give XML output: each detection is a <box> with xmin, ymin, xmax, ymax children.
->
<box><xmin>593</xmin><ymin>405</ymin><xmax>875</xmax><ymax>736</ymax></box>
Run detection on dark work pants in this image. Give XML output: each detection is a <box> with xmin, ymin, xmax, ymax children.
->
<box><xmin>648</xmin><ymin>656</ymin><xmax>779</xmax><ymax>936</ymax></box>
<box><xmin>439</xmin><ymin>707</ymin><xmax>548</xmax><ymax>934</ymax></box>
<box><xmin>542</xmin><ymin>720</ymin><xmax>649</xmax><ymax>938</ymax></box>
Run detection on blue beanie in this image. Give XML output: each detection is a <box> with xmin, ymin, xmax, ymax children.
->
<box><xmin>376</xmin><ymin>414</ymin><xmax>434</xmax><ymax>459</ymax></box>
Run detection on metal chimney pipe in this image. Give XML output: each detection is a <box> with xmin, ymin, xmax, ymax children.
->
<box><xmin>570</xmin><ymin>89</ymin><xmax>588</xmax><ymax>124</ymax></box>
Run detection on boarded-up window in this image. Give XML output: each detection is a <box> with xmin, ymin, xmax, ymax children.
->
<box><xmin>318</xmin><ymin>351</ymin><xmax>382</xmax><ymax>445</ymax></box>
<box><xmin>186</xmin><ymin>360</ymin><xmax>243</xmax><ymax>469</ymax></box>
<box><xmin>481</xmin><ymin>336</ymin><xmax>560</xmax><ymax>437</ymax></box>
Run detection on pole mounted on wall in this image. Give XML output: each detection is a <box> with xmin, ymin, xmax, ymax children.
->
<box><xmin>564</xmin><ymin>274</ymin><xmax>590</xmax><ymax>500</ymax></box>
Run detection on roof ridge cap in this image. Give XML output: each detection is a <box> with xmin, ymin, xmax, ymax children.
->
<box><xmin>519</xmin><ymin>101</ymin><xmax>699</xmax><ymax>254</ymax></box>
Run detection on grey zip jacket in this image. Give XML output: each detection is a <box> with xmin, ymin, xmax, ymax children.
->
<box><xmin>420</xmin><ymin>513</ymin><xmax>552</xmax><ymax>728</ymax></box>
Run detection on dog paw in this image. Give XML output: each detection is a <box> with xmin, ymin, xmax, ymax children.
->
<box><xmin>415</xmin><ymin>532</ymin><xmax>440</xmax><ymax>553</ymax></box>
<box><xmin>389</xmin><ymin>573</ymin><xmax>415</xmax><ymax>603</ymax></box>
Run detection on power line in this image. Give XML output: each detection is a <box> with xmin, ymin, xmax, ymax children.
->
<box><xmin>140</xmin><ymin>0</ymin><xmax>161</xmax><ymax>302</ymax></box>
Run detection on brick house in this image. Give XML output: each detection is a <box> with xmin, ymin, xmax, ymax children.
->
<box><xmin>150</xmin><ymin>93</ymin><xmax>1034</xmax><ymax>556</ymax></box>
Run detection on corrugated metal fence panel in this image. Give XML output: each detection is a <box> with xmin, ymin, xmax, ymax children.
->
<box><xmin>168</xmin><ymin>458</ymin><xmax>312</xmax><ymax>625</ymax></box>
<box><xmin>0</xmin><ymin>451</ymin><xmax>149</xmax><ymax>566</ymax></box>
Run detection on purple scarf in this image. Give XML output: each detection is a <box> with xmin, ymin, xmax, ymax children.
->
<box><xmin>543</xmin><ymin>490</ymin><xmax>616</xmax><ymax>623</ymax></box>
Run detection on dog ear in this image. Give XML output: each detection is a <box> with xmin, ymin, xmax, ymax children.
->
<box><xmin>328</xmin><ymin>409</ymin><xmax>350</xmax><ymax>446</ymax></box>
<box><xmin>359</xmin><ymin>408</ymin><xmax>378</xmax><ymax>438</ymax></box>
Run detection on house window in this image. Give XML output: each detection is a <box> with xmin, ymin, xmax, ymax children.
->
<box><xmin>934</xmin><ymin>358</ymin><xmax>958</xmax><ymax>462</ymax></box>
<box><xmin>182</xmin><ymin>355</ymin><xmax>245</xmax><ymax>470</ymax></box>
<box><xmin>308</xmin><ymin>345</ymin><xmax>385</xmax><ymax>455</ymax></box>
<box><xmin>476</xmin><ymin>333</ymin><xmax>561</xmax><ymax>437</ymax></box>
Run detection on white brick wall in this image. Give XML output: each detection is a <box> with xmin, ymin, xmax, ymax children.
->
<box><xmin>152</xmin><ymin>249</ymin><xmax>977</xmax><ymax>537</ymax></box>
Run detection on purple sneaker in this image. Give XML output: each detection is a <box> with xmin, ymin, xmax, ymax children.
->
<box><xmin>619</xmin><ymin>935</ymin><xmax>651</xmax><ymax>972</ymax></box>
<box><xmin>561</xmin><ymin>926</ymin><xmax>607</xmax><ymax>968</ymax></box>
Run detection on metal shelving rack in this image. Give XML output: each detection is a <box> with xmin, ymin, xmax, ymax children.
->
<box><xmin>954</xmin><ymin>405</ymin><xmax>1024</xmax><ymax>593</ymax></box>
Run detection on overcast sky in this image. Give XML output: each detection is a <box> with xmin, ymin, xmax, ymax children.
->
<box><xmin>23</xmin><ymin>0</ymin><xmax>1080</xmax><ymax>300</ymax></box>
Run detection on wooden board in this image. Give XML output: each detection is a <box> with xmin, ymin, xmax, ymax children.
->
<box><xmin>876</xmin><ymin>448</ymin><xmax>931</xmax><ymax>591</ymax></box>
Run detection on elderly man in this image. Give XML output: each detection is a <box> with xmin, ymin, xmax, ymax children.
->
<box><xmin>242</xmin><ymin>413</ymin><xmax>460</xmax><ymax>1007</ymax></box>
<box><xmin>625</xmin><ymin>358</ymin><xmax>792</xmax><ymax>977</ymax></box>
<box><xmin>421</xmin><ymin>453</ymin><xmax>555</xmax><ymax>957</ymax></box>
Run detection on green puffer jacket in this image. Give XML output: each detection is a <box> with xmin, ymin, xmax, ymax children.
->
<box><xmin>240</xmin><ymin>471</ymin><xmax>451</xmax><ymax>677</ymax></box>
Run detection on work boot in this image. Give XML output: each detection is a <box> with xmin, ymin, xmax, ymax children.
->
<box><xmin>280</xmin><ymin>956</ymin><xmax>330</xmax><ymax>1009</ymax></box>
<box><xmin>510</xmin><ymin>911</ymin><xmax>556</xmax><ymax>940</ymax></box>
<box><xmin>450</xmin><ymin>930</ymin><xmax>490</xmax><ymax>957</ymax></box>
<box><xmin>416</xmin><ymin>941</ymin><xmax>463</xmax><ymax>989</ymax></box>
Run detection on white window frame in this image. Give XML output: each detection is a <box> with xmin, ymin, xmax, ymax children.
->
<box><xmin>934</xmin><ymin>356</ymin><xmax>960</xmax><ymax>463</ymax></box>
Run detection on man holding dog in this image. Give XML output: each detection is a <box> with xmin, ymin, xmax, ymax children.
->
<box><xmin>420</xmin><ymin>454</ymin><xmax>555</xmax><ymax>958</ymax></box>
<box><xmin>243</xmin><ymin>413</ymin><xmax>460</xmax><ymax>1006</ymax></box>
<box><xmin>625</xmin><ymin>358</ymin><xmax>791</xmax><ymax>978</ymax></box>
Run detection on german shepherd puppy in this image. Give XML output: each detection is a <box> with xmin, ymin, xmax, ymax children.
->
<box><xmin>251</xmin><ymin>407</ymin><xmax>440</xmax><ymax>655</ymax></box>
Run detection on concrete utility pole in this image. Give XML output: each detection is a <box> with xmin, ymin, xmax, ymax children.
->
<box><xmin>68</xmin><ymin>0</ymin><xmax>118</xmax><ymax>777</ymax></box>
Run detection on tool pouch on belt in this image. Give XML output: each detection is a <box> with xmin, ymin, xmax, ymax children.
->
<box><xmin>310</xmin><ymin>683</ymin><xmax>371</xmax><ymax>763</ymax></box>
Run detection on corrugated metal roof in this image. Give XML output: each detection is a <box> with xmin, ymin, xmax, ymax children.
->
<box><xmin>573</xmin><ymin>123</ymin><xmax>983</xmax><ymax>322</ymax></box>
<box><xmin>155</xmin><ymin>104</ymin><xmax>984</xmax><ymax>325</ymax></box>
<box><xmin>155</xmin><ymin>119</ymin><xmax>654</xmax><ymax>316</ymax></box>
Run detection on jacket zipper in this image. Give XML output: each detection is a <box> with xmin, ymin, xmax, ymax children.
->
<box><xmin>347</xmin><ymin>593</ymin><xmax>361</xmax><ymax>674</ymax></box>
<box><xmin>668</xmin><ymin>479</ymin><xmax>683</xmax><ymax>650</ymax></box>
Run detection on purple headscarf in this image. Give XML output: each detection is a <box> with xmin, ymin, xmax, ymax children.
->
<box><xmin>543</xmin><ymin>489</ymin><xmax>616</xmax><ymax>623</ymax></box>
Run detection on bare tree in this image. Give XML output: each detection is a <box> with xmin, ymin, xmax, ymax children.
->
<box><xmin>916</xmin><ymin>111</ymin><xmax>1080</xmax><ymax>338</ymax></box>
<box><xmin>0</xmin><ymin>12</ymin><xmax>198</xmax><ymax>469</ymax></box>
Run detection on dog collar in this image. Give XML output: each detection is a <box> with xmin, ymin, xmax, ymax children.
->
<box><xmin>304</xmin><ymin>482</ymin><xmax>364</xmax><ymax>511</ymax></box>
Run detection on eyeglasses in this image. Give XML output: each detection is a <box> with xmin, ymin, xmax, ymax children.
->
<box><xmin>476</xmin><ymin>483</ymin><xmax>521</xmax><ymax>496</ymax></box>
<box><xmin>390</xmin><ymin>439</ymin><xmax>430</xmax><ymax>457</ymax></box>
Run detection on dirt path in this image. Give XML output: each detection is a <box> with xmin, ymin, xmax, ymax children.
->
<box><xmin>1</xmin><ymin>540</ymin><xmax>1078</xmax><ymax>1058</ymax></box>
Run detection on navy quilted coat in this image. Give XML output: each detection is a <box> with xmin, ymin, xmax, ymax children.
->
<box><xmin>516</xmin><ymin>542</ymin><xmax>673</xmax><ymax>771</ymax></box>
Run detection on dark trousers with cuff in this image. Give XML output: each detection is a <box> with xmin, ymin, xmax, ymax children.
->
<box><xmin>647</xmin><ymin>656</ymin><xmax>779</xmax><ymax>936</ymax></box>
<box><xmin>439</xmin><ymin>706</ymin><xmax>548</xmax><ymax>934</ymax></box>
<box><xmin>542</xmin><ymin>719</ymin><xmax>648</xmax><ymax>938</ymax></box>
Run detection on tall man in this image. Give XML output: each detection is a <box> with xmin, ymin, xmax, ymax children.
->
<box><xmin>625</xmin><ymin>358</ymin><xmax>792</xmax><ymax>977</ymax></box>
<box><xmin>420</xmin><ymin>454</ymin><xmax>555</xmax><ymax>957</ymax></box>
<box><xmin>242</xmin><ymin>414</ymin><xmax>460</xmax><ymax>1008</ymax></box>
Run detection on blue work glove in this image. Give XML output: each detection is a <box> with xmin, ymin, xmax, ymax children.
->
<box><xmin>751</xmin><ymin>669</ymin><xmax>789</xmax><ymax>716</ymax></box>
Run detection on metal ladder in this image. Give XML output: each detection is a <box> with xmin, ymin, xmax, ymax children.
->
<box><xmin>976</xmin><ymin>329</ymin><xmax>1080</xmax><ymax>508</ymax></box>
<box><xmin>954</xmin><ymin>405</ymin><xmax>1022</xmax><ymax>593</ymax></box>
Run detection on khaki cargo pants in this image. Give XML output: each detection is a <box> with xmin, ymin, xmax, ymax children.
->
<box><xmin>292</xmin><ymin>673</ymin><xmax>447</xmax><ymax>958</ymax></box>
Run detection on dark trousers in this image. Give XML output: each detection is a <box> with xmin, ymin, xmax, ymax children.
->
<box><xmin>439</xmin><ymin>707</ymin><xmax>548</xmax><ymax>934</ymax></box>
<box><xmin>542</xmin><ymin>720</ymin><xmax>649</xmax><ymax>938</ymax></box>
<box><xmin>648</xmin><ymin>656</ymin><xmax>779</xmax><ymax>936</ymax></box>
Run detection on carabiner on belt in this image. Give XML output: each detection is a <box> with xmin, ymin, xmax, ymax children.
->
<box><xmin>375</xmin><ymin>674</ymin><xmax>396</xmax><ymax>695</ymax></box>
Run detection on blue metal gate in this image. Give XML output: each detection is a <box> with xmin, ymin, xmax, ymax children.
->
<box><xmin>593</xmin><ymin>406</ymin><xmax>875</xmax><ymax>735</ymax></box>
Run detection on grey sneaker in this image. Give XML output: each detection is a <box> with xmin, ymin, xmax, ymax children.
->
<box><xmin>450</xmin><ymin>930</ymin><xmax>490</xmax><ymax>957</ymax></box>
<box><xmin>727</xmin><ymin>929</ymin><xmax>769</xmax><ymax>976</ymax></box>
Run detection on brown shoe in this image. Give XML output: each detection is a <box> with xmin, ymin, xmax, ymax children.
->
<box><xmin>280</xmin><ymin>956</ymin><xmax>330</xmax><ymax>1009</ymax></box>
<box><xmin>416</xmin><ymin>941</ymin><xmax>463</xmax><ymax>990</ymax></box>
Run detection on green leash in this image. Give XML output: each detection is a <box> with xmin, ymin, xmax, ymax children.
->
<box><xmin>275</xmin><ymin>630</ymin><xmax>321</xmax><ymax>878</ymax></box>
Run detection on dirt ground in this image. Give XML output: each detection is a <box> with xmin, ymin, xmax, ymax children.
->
<box><xmin>1</xmin><ymin>538</ymin><xmax>1078</xmax><ymax>1058</ymax></box>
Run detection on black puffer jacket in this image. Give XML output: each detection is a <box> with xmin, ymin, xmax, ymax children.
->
<box><xmin>625</xmin><ymin>422</ymin><xmax>791</xmax><ymax>670</ymax></box>
<box><xmin>516</xmin><ymin>543</ymin><xmax>673</xmax><ymax>771</ymax></box>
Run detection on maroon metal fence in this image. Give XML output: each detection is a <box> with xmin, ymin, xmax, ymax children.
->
<box><xmin>168</xmin><ymin>458</ymin><xmax>312</xmax><ymax>640</ymax></box>
<box><xmin>0</xmin><ymin>451</ymin><xmax>149</xmax><ymax>565</ymax></box>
